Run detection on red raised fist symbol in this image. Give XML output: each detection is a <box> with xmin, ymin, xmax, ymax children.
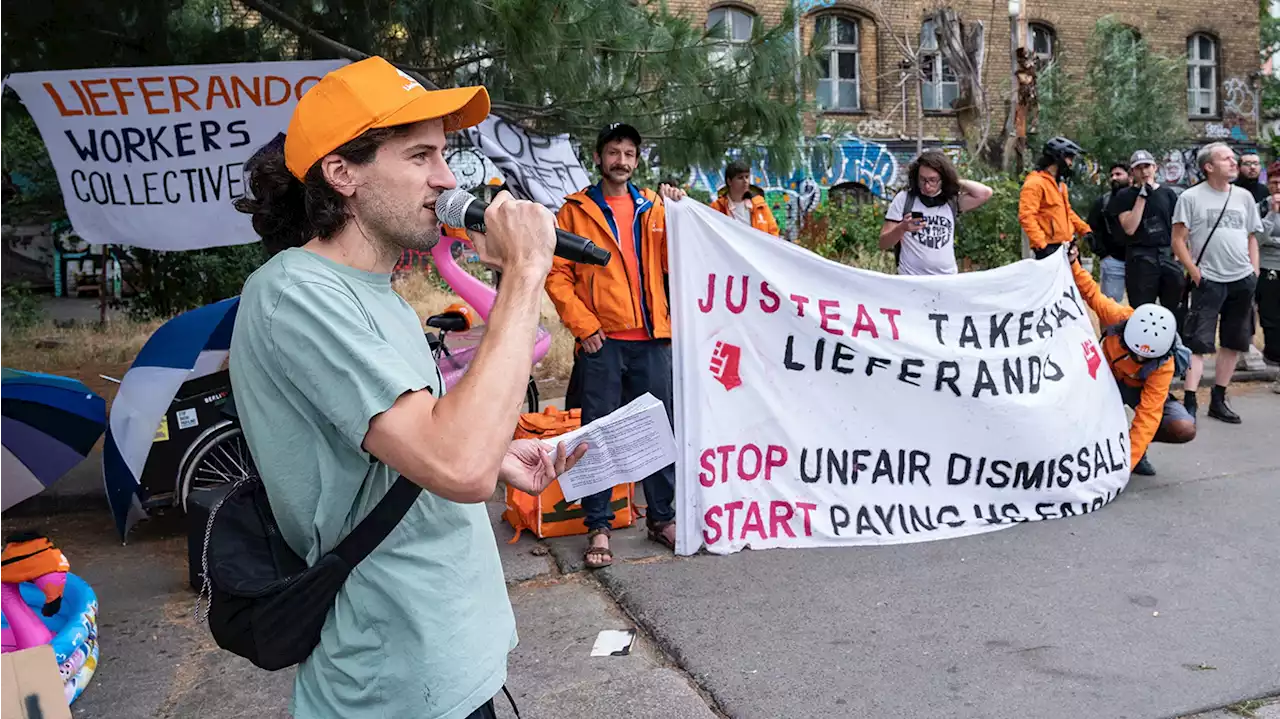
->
<box><xmin>1081</xmin><ymin>340</ymin><xmax>1102</xmax><ymax>379</ymax></box>
<box><xmin>710</xmin><ymin>341</ymin><xmax>743</xmax><ymax>391</ymax></box>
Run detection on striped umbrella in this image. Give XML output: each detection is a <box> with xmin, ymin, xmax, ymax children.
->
<box><xmin>1</xmin><ymin>369</ymin><xmax>107</xmax><ymax>511</ymax></box>
<box><xmin>104</xmin><ymin>297</ymin><xmax>239</xmax><ymax>541</ymax></box>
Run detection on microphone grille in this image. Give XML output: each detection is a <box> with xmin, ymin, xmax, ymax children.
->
<box><xmin>435</xmin><ymin>188</ymin><xmax>474</xmax><ymax>228</ymax></box>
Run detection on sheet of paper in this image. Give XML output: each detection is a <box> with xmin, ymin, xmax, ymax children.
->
<box><xmin>546</xmin><ymin>393</ymin><xmax>676</xmax><ymax>503</ymax></box>
<box><xmin>590</xmin><ymin>629</ymin><xmax>637</xmax><ymax>657</ymax></box>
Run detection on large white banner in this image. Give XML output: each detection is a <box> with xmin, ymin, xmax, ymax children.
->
<box><xmin>5</xmin><ymin>60</ymin><xmax>345</xmax><ymax>250</ymax></box>
<box><xmin>464</xmin><ymin>116</ymin><xmax>590</xmax><ymax>210</ymax></box>
<box><xmin>667</xmin><ymin>201</ymin><xmax>1132</xmax><ymax>556</ymax></box>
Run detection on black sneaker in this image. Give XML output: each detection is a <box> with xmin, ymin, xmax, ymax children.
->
<box><xmin>1132</xmin><ymin>455</ymin><xmax>1157</xmax><ymax>476</ymax></box>
<box><xmin>1207</xmin><ymin>386</ymin><xmax>1242</xmax><ymax>424</ymax></box>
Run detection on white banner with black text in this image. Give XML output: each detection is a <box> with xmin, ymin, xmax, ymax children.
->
<box><xmin>666</xmin><ymin>200</ymin><xmax>1131</xmax><ymax>556</ymax></box>
<box><xmin>5</xmin><ymin>60</ymin><xmax>346</xmax><ymax>250</ymax></box>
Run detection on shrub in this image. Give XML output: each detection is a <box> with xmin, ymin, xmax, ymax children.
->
<box><xmin>121</xmin><ymin>244</ymin><xmax>266</xmax><ymax>320</ymax></box>
<box><xmin>1</xmin><ymin>282</ymin><xmax>44</xmax><ymax>332</ymax></box>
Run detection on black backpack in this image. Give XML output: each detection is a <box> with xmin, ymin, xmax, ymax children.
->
<box><xmin>192</xmin><ymin>411</ymin><xmax>421</xmax><ymax>671</ymax></box>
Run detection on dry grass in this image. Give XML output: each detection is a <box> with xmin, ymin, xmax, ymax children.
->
<box><xmin>1</xmin><ymin>317</ymin><xmax>166</xmax><ymax>403</ymax></box>
<box><xmin>391</xmin><ymin>270</ymin><xmax>577</xmax><ymax>385</ymax></box>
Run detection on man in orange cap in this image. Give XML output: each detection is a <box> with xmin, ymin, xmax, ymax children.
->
<box><xmin>231</xmin><ymin>57</ymin><xmax>584</xmax><ymax>719</ymax></box>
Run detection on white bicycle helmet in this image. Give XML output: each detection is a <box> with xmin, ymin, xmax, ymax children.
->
<box><xmin>1124</xmin><ymin>304</ymin><xmax>1176</xmax><ymax>359</ymax></box>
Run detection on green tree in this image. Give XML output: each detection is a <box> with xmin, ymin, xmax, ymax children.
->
<box><xmin>4</xmin><ymin>0</ymin><xmax>812</xmax><ymax>317</ymax></box>
<box><xmin>1033</xmin><ymin>16</ymin><xmax>1188</xmax><ymax>174</ymax></box>
<box><xmin>236</xmin><ymin>0</ymin><xmax>809</xmax><ymax>171</ymax></box>
<box><xmin>1261</xmin><ymin>0</ymin><xmax>1279</xmax><ymax>158</ymax></box>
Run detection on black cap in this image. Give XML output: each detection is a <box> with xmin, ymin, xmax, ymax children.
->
<box><xmin>596</xmin><ymin>123</ymin><xmax>642</xmax><ymax>154</ymax></box>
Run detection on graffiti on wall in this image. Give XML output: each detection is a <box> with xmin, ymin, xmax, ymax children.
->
<box><xmin>446</xmin><ymin>146</ymin><xmax>503</xmax><ymax>191</ymax></box>
<box><xmin>686</xmin><ymin>137</ymin><xmax>907</xmax><ymax>239</ymax></box>
<box><xmin>1222</xmin><ymin>77</ymin><xmax>1255</xmax><ymax>120</ymax></box>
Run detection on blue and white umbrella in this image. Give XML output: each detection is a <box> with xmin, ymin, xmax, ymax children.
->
<box><xmin>104</xmin><ymin>297</ymin><xmax>239</xmax><ymax>541</ymax></box>
<box><xmin>1</xmin><ymin>369</ymin><xmax>107</xmax><ymax>511</ymax></box>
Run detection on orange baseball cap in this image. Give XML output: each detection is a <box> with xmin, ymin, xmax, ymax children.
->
<box><xmin>284</xmin><ymin>56</ymin><xmax>490</xmax><ymax>179</ymax></box>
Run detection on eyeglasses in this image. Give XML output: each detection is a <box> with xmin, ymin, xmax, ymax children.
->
<box><xmin>1241</xmin><ymin>160</ymin><xmax>1261</xmax><ymax>167</ymax></box>
<box><xmin>919</xmin><ymin>175</ymin><xmax>942</xmax><ymax>186</ymax></box>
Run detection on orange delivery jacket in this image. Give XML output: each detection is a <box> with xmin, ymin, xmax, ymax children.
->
<box><xmin>1071</xmin><ymin>261</ymin><xmax>1174</xmax><ymax>469</ymax></box>
<box><xmin>546</xmin><ymin>183</ymin><xmax>671</xmax><ymax>340</ymax></box>
<box><xmin>1018</xmin><ymin>170</ymin><xmax>1093</xmax><ymax>250</ymax></box>
<box><xmin>710</xmin><ymin>192</ymin><xmax>780</xmax><ymax>236</ymax></box>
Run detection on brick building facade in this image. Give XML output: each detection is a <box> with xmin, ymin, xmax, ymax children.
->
<box><xmin>668</xmin><ymin>0</ymin><xmax>1262</xmax><ymax>232</ymax></box>
<box><xmin>677</xmin><ymin>0</ymin><xmax>1260</xmax><ymax>143</ymax></box>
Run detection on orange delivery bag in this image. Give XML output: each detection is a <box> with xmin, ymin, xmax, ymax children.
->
<box><xmin>502</xmin><ymin>406</ymin><xmax>634</xmax><ymax>541</ymax></box>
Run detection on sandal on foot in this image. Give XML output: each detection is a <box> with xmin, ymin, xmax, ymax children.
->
<box><xmin>584</xmin><ymin>528</ymin><xmax>613</xmax><ymax>569</ymax></box>
<box><xmin>647</xmin><ymin>520</ymin><xmax>676</xmax><ymax>551</ymax></box>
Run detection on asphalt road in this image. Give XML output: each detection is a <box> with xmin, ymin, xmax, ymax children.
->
<box><xmin>3</xmin><ymin>389</ymin><xmax>1276</xmax><ymax>719</ymax></box>
<box><xmin>571</xmin><ymin>390</ymin><xmax>1280</xmax><ymax>719</ymax></box>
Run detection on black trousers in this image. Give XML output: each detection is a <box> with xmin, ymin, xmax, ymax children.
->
<box><xmin>1259</xmin><ymin>268</ymin><xmax>1280</xmax><ymax>363</ymax></box>
<box><xmin>1125</xmin><ymin>247</ymin><xmax>1185</xmax><ymax>309</ymax></box>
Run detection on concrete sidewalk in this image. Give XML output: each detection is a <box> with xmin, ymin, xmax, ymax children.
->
<box><xmin>1</xmin><ymin>498</ymin><xmax>714</xmax><ymax>719</ymax></box>
<box><xmin>3</xmin><ymin>390</ymin><xmax>1276</xmax><ymax>719</ymax></box>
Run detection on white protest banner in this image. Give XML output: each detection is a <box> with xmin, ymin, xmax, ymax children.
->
<box><xmin>464</xmin><ymin>116</ymin><xmax>590</xmax><ymax>209</ymax></box>
<box><xmin>5</xmin><ymin>60</ymin><xmax>346</xmax><ymax>250</ymax></box>
<box><xmin>666</xmin><ymin>201</ymin><xmax>1132</xmax><ymax>556</ymax></box>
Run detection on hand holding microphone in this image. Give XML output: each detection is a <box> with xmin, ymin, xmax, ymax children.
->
<box><xmin>453</xmin><ymin>191</ymin><xmax>557</xmax><ymax>280</ymax></box>
<box><xmin>437</xmin><ymin>188</ymin><xmax>612</xmax><ymax>269</ymax></box>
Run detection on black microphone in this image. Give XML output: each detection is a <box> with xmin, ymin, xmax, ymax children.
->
<box><xmin>436</xmin><ymin>188</ymin><xmax>611</xmax><ymax>267</ymax></box>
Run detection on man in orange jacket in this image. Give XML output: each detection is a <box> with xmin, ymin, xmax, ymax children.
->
<box><xmin>546</xmin><ymin>123</ymin><xmax>685</xmax><ymax>568</ymax></box>
<box><xmin>1019</xmin><ymin>137</ymin><xmax>1094</xmax><ymax>259</ymax></box>
<box><xmin>1066</xmin><ymin>243</ymin><xmax>1197</xmax><ymax>476</ymax></box>
<box><xmin>710</xmin><ymin>160</ymin><xmax>780</xmax><ymax>237</ymax></box>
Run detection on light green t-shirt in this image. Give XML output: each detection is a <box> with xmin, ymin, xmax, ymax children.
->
<box><xmin>229</xmin><ymin>248</ymin><xmax>516</xmax><ymax>719</ymax></box>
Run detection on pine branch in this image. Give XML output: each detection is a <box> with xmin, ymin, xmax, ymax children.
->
<box><xmin>237</xmin><ymin>0</ymin><xmax>441</xmax><ymax>90</ymax></box>
<box><xmin>409</xmin><ymin>51</ymin><xmax>505</xmax><ymax>75</ymax></box>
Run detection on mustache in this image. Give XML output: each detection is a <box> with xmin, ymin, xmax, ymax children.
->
<box><xmin>606</xmin><ymin>165</ymin><xmax>633</xmax><ymax>173</ymax></box>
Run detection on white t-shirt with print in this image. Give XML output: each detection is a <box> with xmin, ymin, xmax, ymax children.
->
<box><xmin>884</xmin><ymin>190</ymin><xmax>958</xmax><ymax>275</ymax></box>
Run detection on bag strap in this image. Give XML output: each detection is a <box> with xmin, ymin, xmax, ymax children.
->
<box><xmin>1193</xmin><ymin>186</ymin><xmax>1233</xmax><ymax>267</ymax></box>
<box><xmin>331</xmin><ymin>476</ymin><xmax>423</xmax><ymax>567</ymax></box>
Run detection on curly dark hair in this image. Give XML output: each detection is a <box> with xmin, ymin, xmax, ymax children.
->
<box><xmin>234</xmin><ymin>126</ymin><xmax>410</xmax><ymax>256</ymax></box>
<box><xmin>907</xmin><ymin>150</ymin><xmax>960</xmax><ymax>200</ymax></box>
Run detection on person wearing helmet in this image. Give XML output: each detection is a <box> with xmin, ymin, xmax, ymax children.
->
<box><xmin>1019</xmin><ymin>137</ymin><xmax>1094</xmax><ymax>259</ymax></box>
<box><xmin>1067</xmin><ymin>243</ymin><xmax>1197</xmax><ymax>476</ymax></box>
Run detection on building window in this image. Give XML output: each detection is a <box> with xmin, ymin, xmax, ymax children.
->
<box><xmin>708</xmin><ymin>7</ymin><xmax>755</xmax><ymax>67</ymax></box>
<box><xmin>1187</xmin><ymin>33</ymin><xmax>1218</xmax><ymax>118</ymax></box>
<box><xmin>1029</xmin><ymin>23</ymin><xmax>1054</xmax><ymax>68</ymax></box>
<box><xmin>708</xmin><ymin>7</ymin><xmax>754</xmax><ymax>44</ymax></box>
<box><xmin>815</xmin><ymin>15</ymin><xmax>860</xmax><ymax>111</ymax></box>
<box><xmin>919</xmin><ymin>19</ymin><xmax>959</xmax><ymax>112</ymax></box>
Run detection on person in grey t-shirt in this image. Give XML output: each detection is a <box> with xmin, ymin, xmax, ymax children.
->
<box><xmin>1171</xmin><ymin>142</ymin><xmax>1263</xmax><ymax>424</ymax></box>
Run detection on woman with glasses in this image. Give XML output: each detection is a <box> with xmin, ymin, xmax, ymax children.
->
<box><xmin>880</xmin><ymin>150</ymin><xmax>993</xmax><ymax>275</ymax></box>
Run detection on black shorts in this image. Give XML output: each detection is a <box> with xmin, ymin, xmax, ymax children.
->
<box><xmin>1181</xmin><ymin>275</ymin><xmax>1257</xmax><ymax>354</ymax></box>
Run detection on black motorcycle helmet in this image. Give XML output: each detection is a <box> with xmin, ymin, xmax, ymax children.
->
<box><xmin>1044</xmin><ymin>136</ymin><xmax>1085</xmax><ymax>162</ymax></box>
<box><xmin>1039</xmin><ymin>136</ymin><xmax>1086</xmax><ymax>179</ymax></box>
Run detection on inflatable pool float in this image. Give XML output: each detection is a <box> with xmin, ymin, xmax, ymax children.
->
<box><xmin>1</xmin><ymin>533</ymin><xmax>99</xmax><ymax>704</ymax></box>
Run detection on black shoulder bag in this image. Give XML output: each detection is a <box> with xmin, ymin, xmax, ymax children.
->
<box><xmin>1175</xmin><ymin>186</ymin><xmax>1233</xmax><ymax>330</ymax></box>
<box><xmin>193</xmin><ymin>469</ymin><xmax>421</xmax><ymax>671</ymax></box>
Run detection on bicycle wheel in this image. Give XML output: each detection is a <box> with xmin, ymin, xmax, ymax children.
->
<box><xmin>175</xmin><ymin>420</ymin><xmax>257</xmax><ymax>513</ymax></box>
